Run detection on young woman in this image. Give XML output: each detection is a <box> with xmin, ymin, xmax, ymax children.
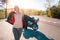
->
<box><xmin>7</xmin><ymin>6</ymin><xmax>24</xmax><ymax>40</ymax></box>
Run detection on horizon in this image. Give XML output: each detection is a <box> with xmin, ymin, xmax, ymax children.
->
<box><xmin>7</xmin><ymin>0</ymin><xmax>59</xmax><ymax>11</ymax></box>
<box><xmin>0</xmin><ymin>0</ymin><xmax>59</xmax><ymax>11</ymax></box>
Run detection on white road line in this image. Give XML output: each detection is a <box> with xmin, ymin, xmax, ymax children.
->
<box><xmin>39</xmin><ymin>19</ymin><xmax>57</xmax><ymax>24</ymax></box>
<box><xmin>53</xmin><ymin>22</ymin><xmax>56</xmax><ymax>24</ymax></box>
<box><xmin>48</xmin><ymin>21</ymin><xmax>51</xmax><ymax>22</ymax></box>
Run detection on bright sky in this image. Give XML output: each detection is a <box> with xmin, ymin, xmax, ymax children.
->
<box><xmin>7</xmin><ymin>0</ymin><xmax>59</xmax><ymax>11</ymax></box>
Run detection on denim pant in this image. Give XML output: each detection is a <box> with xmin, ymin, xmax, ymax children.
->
<box><xmin>13</xmin><ymin>27</ymin><xmax>23</xmax><ymax>40</ymax></box>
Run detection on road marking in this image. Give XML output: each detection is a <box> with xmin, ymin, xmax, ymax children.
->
<box><xmin>53</xmin><ymin>22</ymin><xmax>56</xmax><ymax>24</ymax></box>
<box><xmin>39</xmin><ymin>18</ymin><xmax>57</xmax><ymax>24</ymax></box>
<box><xmin>39</xmin><ymin>19</ymin><xmax>57</xmax><ymax>24</ymax></box>
<box><xmin>48</xmin><ymin>21</ymin><xmax>51</xmax><ymax>22</ymax></box>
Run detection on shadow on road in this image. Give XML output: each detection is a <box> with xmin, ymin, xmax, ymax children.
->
<box><xmin>23</xmin><ymin>29</ymin><xmax>50</xmax><ymax>40</ymax></box>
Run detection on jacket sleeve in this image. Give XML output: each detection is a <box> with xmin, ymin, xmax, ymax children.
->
<box><xmin>7</xmin><ymin>12</ymin><xmax>15</xmax><ymax>25</ymax></box>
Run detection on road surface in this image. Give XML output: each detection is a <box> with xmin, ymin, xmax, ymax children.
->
<box><xmin>0</xmin><ymin>16</ymin><xmax>60</xmax><ymax>40</ymax></box>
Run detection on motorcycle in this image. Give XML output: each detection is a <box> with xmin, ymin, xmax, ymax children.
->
<box><xmin>23</xmin><ymin>15</ymin><xmax>39</xmax><ymax>30</ymax></box>
<box><xmin>23</xmin><ymin>15</ymin><xmax>51</xmax><ymax>40</ymax></box>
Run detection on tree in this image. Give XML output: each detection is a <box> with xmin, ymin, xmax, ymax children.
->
<box><xmin>4</xmin><ymin>0</ymin><xmax>8</xmax><ymax>18</ymax></box>
<box><xmin>0</xmin><ymin>0</ymin><xmax>8</xmax><ymax>18</ymax></box>
<box><xmin>0</xmin><ymin>0</ymin><xmax>5</xmax><ymax>9</ymax></box>
<box><xmin>50</xmin><ymin>6</ymin><xmax>60</xmax><ymax>19</ymax></box>
<box><xmin>45</xmin><ymin>0</ymin><xmax>54</xmax><ymax>17</ymax></box>
<box><xmin>0</xmin><ymin>0</ymin><xmax>5</xmax><ymax>19</ymax></box>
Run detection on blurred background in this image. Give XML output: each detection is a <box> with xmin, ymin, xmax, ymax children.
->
<box><xmin>0</xmin><ymin>0</ymin><xmax>60</xmax><ymax>40</ymax></box>
<box><xmin>0</xmin><ymin>0</ymin><xmax>60</xmax><ymax>19</ymax></box>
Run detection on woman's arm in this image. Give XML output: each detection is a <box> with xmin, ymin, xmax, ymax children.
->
<box><xmin>7</xmin><ymin>12</ymin><xmax>15</xmax><ymax>25</ymax></box>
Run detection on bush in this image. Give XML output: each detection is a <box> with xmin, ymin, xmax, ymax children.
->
<box><xmin>50</xmin><ymin>6</ymin><xmax>60</xmax><ymax>19</ymax></box>
<box><xmin>0</xmin><ymin>9</ymin><xmax>5</xmax><ymax>19</ymax></box>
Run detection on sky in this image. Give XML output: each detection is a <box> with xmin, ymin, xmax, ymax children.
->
<box><xmin>4</xmin><ymin>0</ymin><xmax>59</xmax><ymax>10</ymax></box>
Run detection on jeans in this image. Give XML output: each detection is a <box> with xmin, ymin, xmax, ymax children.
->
<box><xmin>13</xmin><ymin>27</ymin><xmax>23</xmax><ymax>40</ymax></box>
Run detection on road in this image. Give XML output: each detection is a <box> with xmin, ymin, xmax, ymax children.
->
<box><xmin>0</xmin><ymin>16</ymin><xmax>60</xmax><ymax>40</ymax></box>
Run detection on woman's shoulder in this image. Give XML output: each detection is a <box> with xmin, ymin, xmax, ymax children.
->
<box><xmin>10</xmin><ymin>11</ymin><xmax>16</xmax><ymax>14</ymax></box>
<box><xmin>9</xmin><ymin>11</ymin><xmax>16</xmax><ymax>15</ymax></box>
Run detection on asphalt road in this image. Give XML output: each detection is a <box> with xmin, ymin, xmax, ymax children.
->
<box><xmin>0</xmin><ymin>16</ymin><xmax>60</xmax><ymax>40</ymax></box>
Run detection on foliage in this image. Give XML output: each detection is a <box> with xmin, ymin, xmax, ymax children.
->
<box><xmin>46</xmin><ymin>9</ymin><xmax>51</xmax><ymax>17</ymax></box>
<box><xmin>0</xmin><ymin>9</ymin><xmax>6</xmax><ymax>19</ymax></box>
<box><xmin>50</xmin><ymin>6</ymin><xmax>60</xmax><ymax>19</ymax></box>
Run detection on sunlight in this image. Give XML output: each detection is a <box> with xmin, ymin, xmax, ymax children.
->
<box><xmin>7</xmin><ymin>0</ymin><xmax>46</xmax><ymax>10</ymax></box>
